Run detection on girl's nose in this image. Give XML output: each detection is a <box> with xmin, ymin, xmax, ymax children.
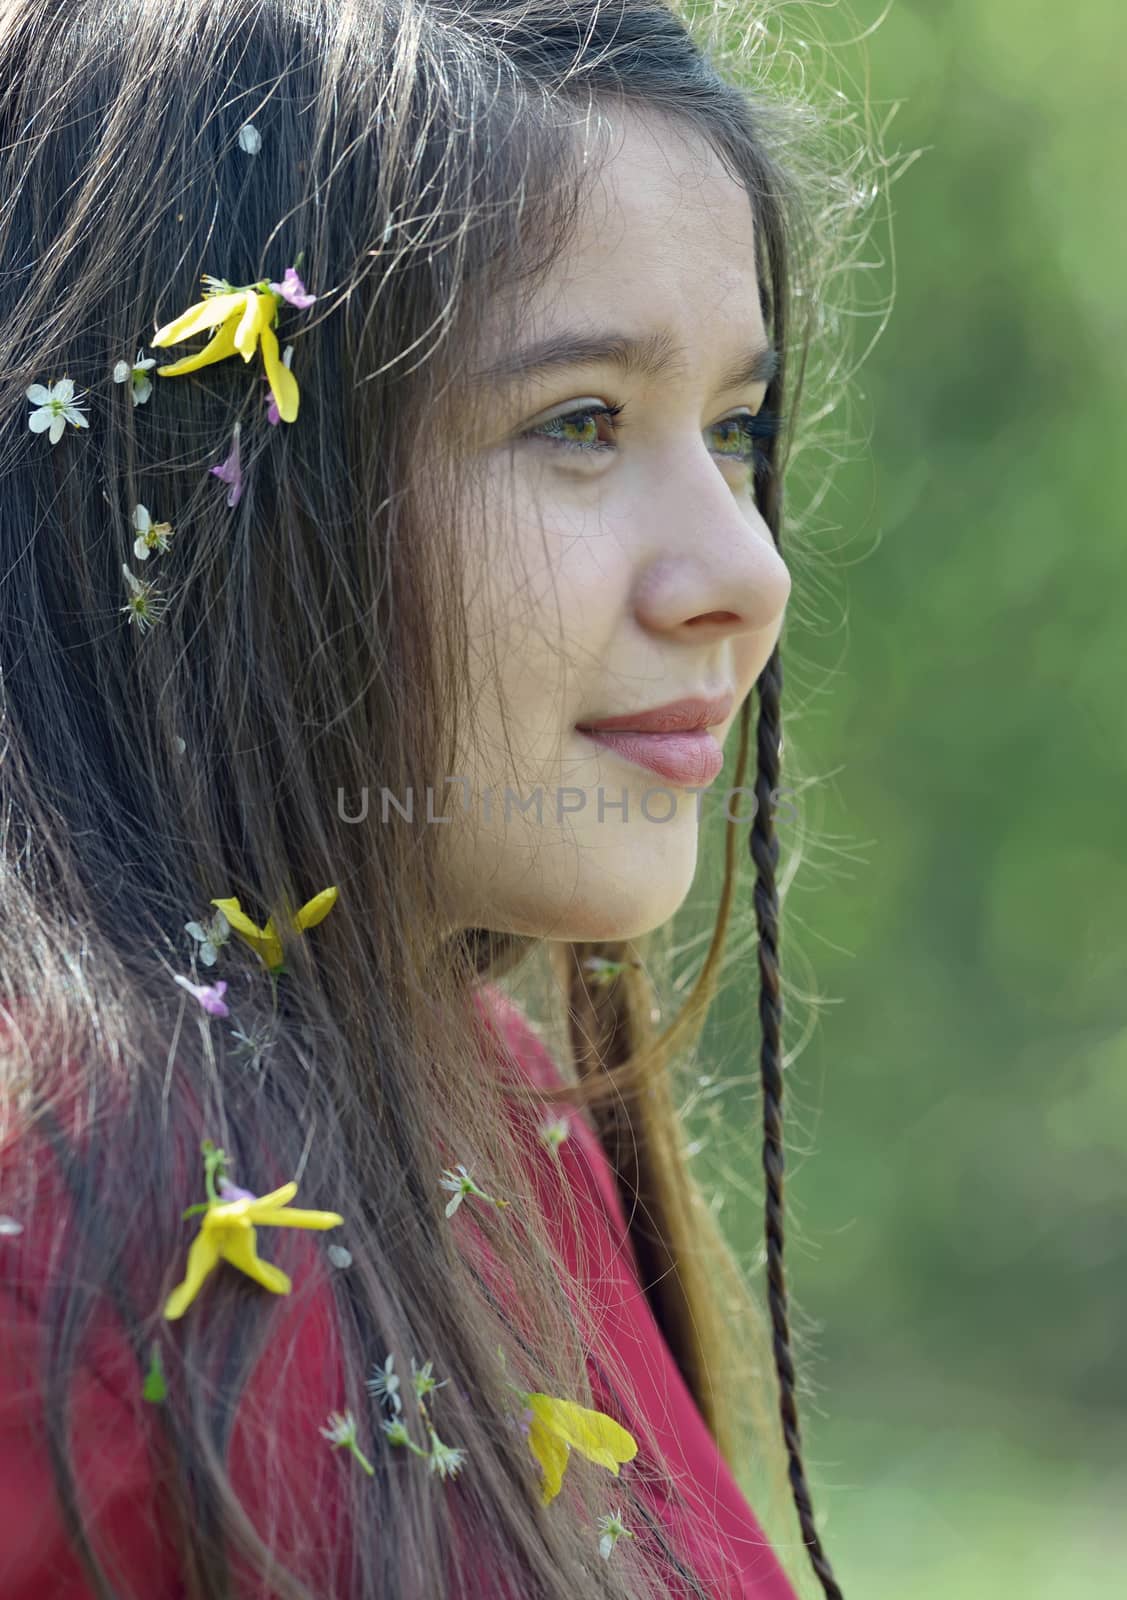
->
<box><xmin>630</xmin><ymin>492</ymin><xmax>791</xmax><ymax>643</ymax></box>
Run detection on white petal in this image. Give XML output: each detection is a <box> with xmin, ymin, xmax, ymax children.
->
<box><xmin>63</xmin><ymin>405</ymin><xmax>88</xmax><ymax>428</ymax></box>
<box><xmin>237</xmin><ymin>122</ymin><xmax>262</xmax><ymax>155</ymax></box>
<box><xmin>25</xmin><ymin>384</ymin><xmax>53</xmax><ymax>405</ymax></box>
<box><xmin>132</xmin><ymin>377</ymin><xmax>153</xmax><ymax>405</ymax></box>
<box><xmin>134</xmin><ymin>537</ymin><xmax>150</xmax><ymax>560</ymax></box>
<box><xmin>133</xmin><ymin>504</ymin><xmax>150</xmax><ymax>531</ymax></box>
<box><xmin>113</xmin><ymin>362</ymin><xmax>130</xmax><ymax>383</ymax></box>
<box><xmin>28</xmin><ymin>408</ymin><xmax>52</xmax><ymax>432</ymax></box>
<box><xmin>136</xmin><ymin>354</ymin><xmax>156</xmax><ymax>370</ymax></box>
<box><xmin>48</xmin><ymin>414</ymin><xmax>65</xmax><ymax>443</ymax></box>
<box><xmin>52</xmin><ymin>378</ymin><xmax>74</xmax><ymax>402</ymax></box>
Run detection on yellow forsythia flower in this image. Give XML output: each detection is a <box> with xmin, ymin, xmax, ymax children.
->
<box><xmin>151</xmin><ymin>272</ymin><xmax>307</xmax><ymax>423</ymax></box>
<box><xmin>163</xmin><ymin>1180</ymin><xmax>344</xmax><ymax>1320</ymax></box>
<box><xmin>210</xmin><ymin>885</ymin><xmax>338</xmax><ymax>972</ymax></box>
<box><xmin>522</xmin><ymin>1392</ymin><xmax>638</xmax><ymax>1506</ymax></box>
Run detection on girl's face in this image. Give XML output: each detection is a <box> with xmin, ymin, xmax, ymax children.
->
<box><xmin>439</xmin><ymin>106</ymin><xmax>792</xmax><ymax>941</ymax></box>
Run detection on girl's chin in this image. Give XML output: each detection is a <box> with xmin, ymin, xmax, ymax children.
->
<box><xmin>436</xmin><ymin>818</ymin><xmax>700</xmax><ymax>940</ymax></box>
<box><xmin>496</xmin><ymin>878</ymin><xmax>696</xmax><ymax>944</ymax></box>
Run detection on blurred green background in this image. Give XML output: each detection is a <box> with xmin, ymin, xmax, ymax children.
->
<box><xmin>685</xmin><ymin>2</ymin><xmax>1127</xmax><ymax>1595</ymax></box>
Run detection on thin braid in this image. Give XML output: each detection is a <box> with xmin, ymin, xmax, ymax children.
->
<box><xmin>752</xmin><ymin>644</ymin><xmax>844</xmax><ymax>1600</ymax></box>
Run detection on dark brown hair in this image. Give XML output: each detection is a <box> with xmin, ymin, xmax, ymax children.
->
<box><xmin>0</xmin><ymin>0</ymin><xmax>871</xmax><ymax>1594</ymax></box>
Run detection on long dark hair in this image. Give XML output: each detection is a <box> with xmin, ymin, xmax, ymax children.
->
<box><xmin>0</xmin><ymin>0</ymin><xmax>867</xmax><ymax>1594</ymax></box>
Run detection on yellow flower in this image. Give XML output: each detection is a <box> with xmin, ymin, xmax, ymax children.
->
<box><xmin>163</xmin><ymin>1180</ymin><xmax>344</xmax><ymax>1320</ymax></box>
<box><xmin>522</xmin><ymin>1392</ymin><xmax>638</xmax><ymax>1506</ymax></box>
<box><xmin>152</xmin><ymin>281</ymin><xmax>301</xmax><ymax>423</ymax></box>
<box><xmin>210</xmin><ymin>886</ymin><xmax>338</xmax><ymax>972</ymax></box>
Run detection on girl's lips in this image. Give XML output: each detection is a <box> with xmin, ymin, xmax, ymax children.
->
<box><xmin>577</xmin><ymin>728</ymin><xmax>725</xmax><ymax>788</ymax></box>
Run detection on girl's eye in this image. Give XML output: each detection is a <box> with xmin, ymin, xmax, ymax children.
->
<box><xmin>522</xmin><ymin>403</ymin><xmax>783</xmax><ymax>475</ymax></box>
<box><xmin>523</xmin><ymin>403</ymin><xmax>626</xmax><ymax>454</ymax></box>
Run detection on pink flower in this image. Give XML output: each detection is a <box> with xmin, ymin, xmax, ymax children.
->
<box><xmin>217</xmin><ymin>1177</ymin><xmax>258</xmax><ymax>1202</ymax></box>
<box><xmin>173</xmin><ymin>974</ymin><xmax>230</xmax><ymax>1018</ymax></box>
<box><xmin>210</xmin><ymin>423</ymin><xmax>242</xmax><ymax>507</ymax></box>
<box><xmin>270</xmin><ymin>266</ymin><xmax>316</xmax><ymax>309</ymax></box>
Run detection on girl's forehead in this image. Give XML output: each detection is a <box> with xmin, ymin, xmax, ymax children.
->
<box><xmin>472</xmin><ymin>113</ymin><xmax>762</xmax><ymax>361</ymax></box>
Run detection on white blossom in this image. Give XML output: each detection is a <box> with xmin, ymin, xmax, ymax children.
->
<box><xmin>539</xmin><ymin>1115</ymin><xmax>571</xmax><ymax>1151</ymax></box>
<box><xmin>320</xmin><ymin>1409</ymin><xmax>358</xmax><ymax>1447</ymax></box>
<box><xmin>185</xmin><ymin>908</ymin><xmax>230</xmax><ymax>967</ymax></box>
<box><xmin>366</xmin><ymin>1353</ymin><xmax>402</xmax><ymax>1415</ymax></box>
<box><xmin>427</xmin><ymin>1430</ymin><xmax>468</xmax><ymax>1481</ymax></box>
<box><xmin>410</xmin><ymin>1357</ymin><xmax>448</xmax><ymax>1401</ymax></box>
<box><xmin>113</xmin><ymin>350</ymin><xmax>156</xmax><ymax>406</ymax></box>
<box><xmin>132</xmin><ymin>503</ymin><xmax>174</xmax><ymax>561</ymax></box>
<box><xmin>26</xmin><ymin>378</ymin><xmax>89</xmax><ymax>444</ymax></box>
<box><xmin>381</xmin><ymin>1416</ymin><xmax>410</xmax><ymax>1446</ymax></box>
<box><xmin>120</xmin><ymin>563</ymin><xmax>167</xmax><ymax>632</ymax></box>
<box><xmin>597</xmin><ymin>1510</ymin><xmax>634</xmax><ymax>1560</ymax></box>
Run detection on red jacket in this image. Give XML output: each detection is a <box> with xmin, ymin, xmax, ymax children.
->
<box><xmin>0</xmin><ymin>985</ymin><xmax>799</xmax><ymax>1598</ymax></box>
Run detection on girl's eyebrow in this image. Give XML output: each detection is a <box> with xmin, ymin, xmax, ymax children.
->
<box><xmin>468</xmin><ymin>327</ymin><xmax>779</xmax><ymax>393</ymax></box>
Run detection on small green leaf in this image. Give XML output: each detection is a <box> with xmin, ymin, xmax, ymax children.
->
<box><xmin>142</xmin><ymin>1341</ymin><xmax>167</xmax><ymax>1404</ymax></box>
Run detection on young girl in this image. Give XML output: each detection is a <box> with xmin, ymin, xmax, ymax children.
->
<box><xmin>0</xmin><ymin>0</ymin><xmax>858</xmax><ymax>1595</ymax></box>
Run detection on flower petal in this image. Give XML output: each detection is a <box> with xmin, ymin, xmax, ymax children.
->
<box><xmin>259</xmin><ymin>319</ymin><xmax>299</xmax><ymax>423</ymax></box>
<box><xmin>210</xmin><ymin>425</ymin><xmax>243</xmax><ymax>508</ymax></box>
<box><xmin>53</xmin><ymin>378</ymin><xmax>74</xmax><ymax>402</ymax></box>
<box><xmin>253</xmin><ymin>1205</ymin><xmax>344</xmax><ymax>1231</ymax></box>
<box><xmin>245</xmin><ymin>1182</ymin><xmax>298</xmax><ymax>1212</ymax></box>
<box><xmin>256</xmin><ymin>921</ymin><xmax>285</xmax><ymax>969</ymax></box>
<box><xmin>271</xmin><ymin>267</ymin><xmax>316</xmax><ymax>309</ymax></box>
<box><xmin>241</xmin><ymin>929</ymin><xmax>278</xmax><ymax>964</ymax></box>
<box><xmin>219</xmin><ymin>1224</ymin><xmax>292</xmax><ymax>1295</ymax></box>
<box><xmin>25</xmin><ymin>384</ymin><xmax>53</xmax><ymax>404</ymax></box>
<box><xmin>209</xmin><ymin>897</ymin><xmax>265</xmax><ymax>941</ymax></box>
<box><xmin>233</xmin><ymin>292</ymin><xmax>268</xmax><ymax>362</ymax></box>
<box><xmin>152</xmin><ymin>293</ymin><xmax>248</xmax><ymax>347</ymax></box>
<box><xmin>27</xmin><ymin>409</ymin><xmax>52</xmax><ymax>432</ymax></box>
<box><xmin>525</xmin><ymin>1395</ymin><xmax>638</xmax><ymax>1474</ymax></box>
<box><xmin>293</xmin><ymin>885</ymin><xmax>337</xmax><ymax>931</ymax></box>
<box><xmin>208</xmin><ymin>898</ymin><xmax>283</xmax><ymax>966</ymax></box>
<box><xmin>164</xmin><ymin>1228</ymin><xmax>222</xmax><ymax>1319</ymax></box>
<box><xmin>156</xmin><ymin>317</ymin><xmax>241</xmax><ymax>377</ymax></box>
<box><xmin>527</xmin><ymin>1414</ymin><xmax>570</xmax><ymax>1505</ymax></box>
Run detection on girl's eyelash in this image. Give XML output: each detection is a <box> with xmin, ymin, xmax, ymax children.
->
<box><xmin>522</xmin><ymin>402</ymin><xmax>784</xmax><ymax>473</ymax></box>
